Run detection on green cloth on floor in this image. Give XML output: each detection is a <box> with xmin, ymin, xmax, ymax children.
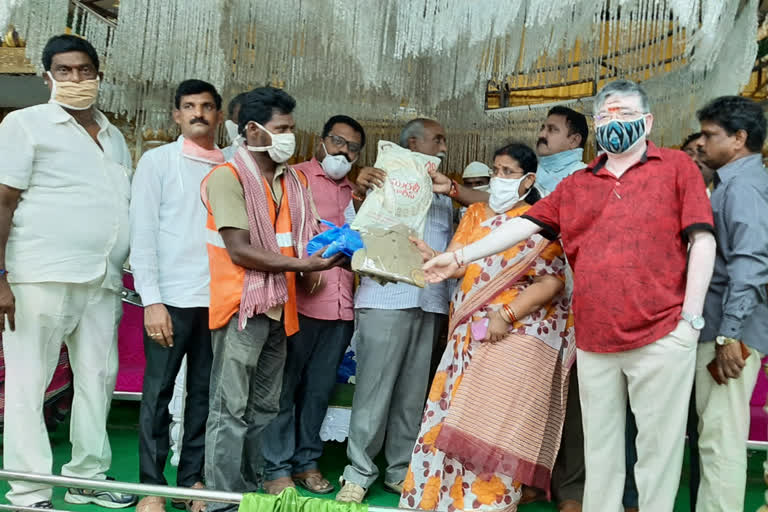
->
<box><xmin>239</xmin><ymin>488</ymin><xmax>367</xmax><ymax>512</ymax></box>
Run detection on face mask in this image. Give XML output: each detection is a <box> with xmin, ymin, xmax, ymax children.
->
<box><xmin>320</xmin><ymin>143</ymin><xmax>353</xmax><ymax>180</ymax></box>
<box><xmin>47</xmin><ymin>71</ymin><xmax>99</xmax><ymax>110</ymax></box>
<box><xmin>246</xmin><ymin>121</ymin><xmax>296</xmax><ymax>163</ymax></box>
<box><xmin>224</xmin><ymin>120</ymin><xmax>240</xmax><ymax>144</ymax></box>
<box><xmin>488</xmin><ymin>174</ymin><xmax>533</xmax><ymax>214</ymax></box>
<box><xmin>595</xmin><ymin>116</ymin><xmax>647</xmax><ymax>155</ymax></box>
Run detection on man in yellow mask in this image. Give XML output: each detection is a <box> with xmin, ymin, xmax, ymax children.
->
<box><xmin>0</xmin><ymin>34</ymin><xmax>137</xmax><ymax>510</ymax></box>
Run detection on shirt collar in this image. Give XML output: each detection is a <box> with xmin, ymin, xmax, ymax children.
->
<box><xmin>588</xmin><ymin>141</ymin><xmax>662</xmax><ymax>175</ymax></box>
<box><xmin>50</xmin><ymin>103</ymin><xmax>111</xmax><ymax>132</ymax></box>
<box><xmin>713</xmin><ymin>153</ymin><xmax>763</xmax><ymax>188</ymax></box>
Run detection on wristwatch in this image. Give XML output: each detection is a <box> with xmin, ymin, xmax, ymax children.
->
<box><xmin>715</xmin><ymin>335</ymin><xmax>739</xmax><ymax>346</ymax></box>
<box><xmin>681</xmin><ymin>311</ymin><xmax>705</xmax><ymax>330</ymax></box>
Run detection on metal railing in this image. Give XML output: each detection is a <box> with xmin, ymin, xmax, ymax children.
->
<box><xmin>0</xmin><ymin>471</ymin><xmax>406</xmax><ymax>512</ymax></box>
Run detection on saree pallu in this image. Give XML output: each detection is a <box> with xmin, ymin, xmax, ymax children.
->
<box><xmin>400</xmin><ymin>204</ymin><xmax>574</xmax><ymax>512</ymax></box>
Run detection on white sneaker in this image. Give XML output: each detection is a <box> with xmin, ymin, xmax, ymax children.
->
<box><xmin>335</xmin><ymin>478</ymin><xmax>366</xmax><ymax>503</ymax></box>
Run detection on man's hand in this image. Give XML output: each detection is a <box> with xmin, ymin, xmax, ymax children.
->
<box><xmin>356</xmin><ymin>167</ymin><xmax>387</xmax><ymax>190</ymax></box>
<box><xmin>144</xmin><ymin>303</ymin><xmax>174</xmax><ymax>347</ymax></box>
<box><xmin>716</xmin><ymin>342</ymin><xmax>746</xmax><ymax>381</ymax></box>
<box><xmin>0</xmin><ymin>278</ymin><xmax>15</xmax><ymax>332</ymax></box>
<box><xmin>303</xmin><ymin>250</ymin><xmax>345</xmax><ymax>273</ymax></box>
<box><xmin>409</xmin><ymin>236</ymin><xmax>436</xmax><ymax>263</ymax></box>
<box><xmin>484</xmin><ymin>309</ymin><xmax>509</xmax><ymax>343</ymax></box>
<box><xmin>423</xmin><ymin>252</ymin><xmax>458</xmax><ymax>283</ymax></box>
<box><xmin>428</xmin><ymin>168</ymin><xmax>452</xmax><ymax>195</ymax></box>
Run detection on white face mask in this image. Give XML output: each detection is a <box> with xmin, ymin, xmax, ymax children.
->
<box><xmin>320</xmin><ymin>143</ymin><xmax>353</xmax><ymax>180</ymax></box>
<box><xmin>224</xmin><ymin>120</ymin><xmax>240</xmax><ymax>144</ymax></box>
<box><xmin>246</xmin><ymin>121</ymin><xmax>296</xmax><ymax>163</ymax></box>
<box><xmin>488</xmin><ymin>174</ymin><xmax>533</xmax><ymax>214</ymax></box>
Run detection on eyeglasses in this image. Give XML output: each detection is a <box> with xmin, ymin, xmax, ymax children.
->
<box><xmin>490</xmin><ymin>168</ymin><xmax>525</xmax><ymax>178</ymax></box>
<box><xmin>593</xmin><ymin>110</ymin><xmax>647</xmax><ymax>123</ymax></box>
<box><xmin>326</xmin><ymin>133</ymin><xmax>362</xmax><ymax>154</ymax></box>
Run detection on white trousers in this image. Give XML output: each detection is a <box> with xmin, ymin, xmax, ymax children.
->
<box><xmin>695</xmin><ymin>341</ymin><xmax>762</xmax><ymax>512</ymax></box>
<box><xmin>578</xmin><ymin>320</ymin><xmax>697</xmax><ymax>512</ymax></box>
<box><xmin>2</xmin><ymin>281</ymin><xmax>121</xmax><ymax>505</ymax></box>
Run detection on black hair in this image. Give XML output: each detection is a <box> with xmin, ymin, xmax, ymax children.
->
<box><xmin>174</xmin><ymin>79</ymin><xmax>222</xmax><ymax>110</ymax></box>
<box><xmin>322</xmin><ymin>115</ymin><xmax>367</xmax><ymax>148</ymax></box>
<box><xmin>238</xmin><ymin>87</ymin><xmax>296</xmax><ymax>134</ymax></box>
<box><xmin>697</xmin><ymin>96</ymin><xmax>767</xmax><ymax>153</ymax></box>
<box><xmin>228</xmin><ymin>92</ymin><xmax>248</xmax><ymax>119</ymax></box>
<box><xmin>493</xmin><ymin>142</ymin><xmax>541</xmax><ymax>204</ymax></box>
<box><xmin>681</xmin><ymin>132</ymin><xmax>702</xmax><ymax>149</ymax></box>
<box><xmin>547</xmin><ymin>106</ymin><xmax>589</xmax><ymax>149</ymax></box>
<box><xmin>42</xmin><ymin>34</ymin><xmax>99</xmax><ymax>72</ymax></box>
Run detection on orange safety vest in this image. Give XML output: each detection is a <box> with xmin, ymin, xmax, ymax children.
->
<box><xmin>200</xmin><ymin>163</ymin><xmax>306</xmax><ymax>336</ymax></box>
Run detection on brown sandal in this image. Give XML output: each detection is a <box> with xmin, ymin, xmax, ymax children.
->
<box><xmin>137</xmin><ymin>496</ymin><xmax>167</xmax><ymax>512</ymax></box>
<box><xmin>292</xmin><ymin>470</ymin><xmax>334</xmax><ymax>495</ymax></box>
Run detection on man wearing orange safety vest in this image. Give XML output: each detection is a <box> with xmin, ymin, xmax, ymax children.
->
<box><xmin>200</xmin><ymin>87</ymin><xmax>343</xmax><ymax>510</ymax></box>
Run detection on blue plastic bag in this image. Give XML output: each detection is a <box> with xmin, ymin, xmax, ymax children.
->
<box><xmin>307</xmin><ymin>220</ymin><xmax>364</xmax><ymax>258</ymax></box>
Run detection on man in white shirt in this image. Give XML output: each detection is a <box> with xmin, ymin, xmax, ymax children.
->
<box><xmin>130</xmin><ymin>79</ymin><xmax>225</xmax><ymax>512</ymax></box>
<box><xmin>0</xmin><ymin>34</ymin><xmax>136</xmax><ymax>509</ymax></box>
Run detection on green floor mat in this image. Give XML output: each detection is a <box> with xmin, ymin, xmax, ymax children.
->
<box><xmin>0</xmin><ymin>402</ymin><xmax>765</xmax><ymax>512</ymax></box>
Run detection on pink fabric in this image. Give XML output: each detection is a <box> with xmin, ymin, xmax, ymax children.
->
<box><xmin>749</xmin><ymin>356</ymin><xmax>768</xmax><ymax>443</ymax></box>
<box><xmin>233</xmin><ymin>145</ymin><xmax>317</xmax><ymax>329</ymax></box>
<box><xmin>292</xmin><ymin>158</ymin><xmax>354</xmax><ymax>321</ymax></box>
<box><xmin>182</xmin><ymin>137</ymin><xmax>225</xmax><ymax>164</ymax></box>
<box><xmin>115</xmin><ymin>273</ymin><xmax>145</xmax><ymax>393</ymax></box>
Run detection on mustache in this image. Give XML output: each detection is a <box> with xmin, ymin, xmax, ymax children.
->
<box><xmin>536</xmin><ymin>137</ymin><xmax>547</xmax><ymax>146</ymax></box>
<box><xmin>190</xmin><ymin>117</ymin><xmax>209</xmax><ymax>125</ymax></box>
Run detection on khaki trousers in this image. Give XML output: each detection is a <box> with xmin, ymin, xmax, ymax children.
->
<box><xmin>695</xmin><ymin>341</ymin><xmax>762</xmax><ymax>512</ymax></box>
<box><xmin>578</xmin><ymin>321</ymin><xmax>697</xmax><ymax>512</ymax></box>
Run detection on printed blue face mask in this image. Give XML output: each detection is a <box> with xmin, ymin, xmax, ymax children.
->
<box><xmin>595</xmin><ymin>116</ymin><xmax>647</xmax><ymax>154</ymax></box>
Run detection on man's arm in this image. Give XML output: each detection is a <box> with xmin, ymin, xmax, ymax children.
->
<box><xmin>220</xmin><ymin>228</ymin><xmax>342</xmax><ymax>273</ymax></box>
<box><xmin>715</xmin><ymin>184</ymin><xmax>768</xmax><ymax>380</ymax></box>
<box><xmin>0</xmin><ymin>185</ymin><xmax>20</xmax><ymax>331</ymax></box>
<box><xmin>682</xmin><ymin>229</ymin><xmax>717</xmax><ymax>318</ymax></box>
<box><xmin>429</xmin><ymin>169</ymin><xmax>490</xmax><ymax>206</ymax></box>
<box><xmin>129</xmin><ymin>154</ymin><xmax>176</xmax><ymax>346</ymax></box>
<box><xmin>423</xmin><ymin>217</ymin><xmax>541</xmax><ymax>282</ymax></box>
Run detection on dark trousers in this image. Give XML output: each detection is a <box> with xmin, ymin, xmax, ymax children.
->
<box><xmin>623</xmin><ymin>384</ymin><xmax>700</xmax><ymax>510</ymax></box>
<box><xmin>262</xmin><ymin>315</ymin><xmax>353</xmax><ymax>480</ymax></box>
<box><xmin>551</xmin><ymin>366</ymin><xmax>586</xmax><ymax>503</ymax></box>
<box><xmin>138</xmin><ymin>306</ymin><xmax>212</xmax><ymax>487</ymax></box>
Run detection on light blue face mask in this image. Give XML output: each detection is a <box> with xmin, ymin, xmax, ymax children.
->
<box><xmin>595</xmin><ymin>116</ymin><xmax>647</xmax><ymax>154</ymax></box>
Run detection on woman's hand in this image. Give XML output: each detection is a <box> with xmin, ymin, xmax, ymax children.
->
<box><xmin>409</xmin><ymin>236</ymin><xmax>436</xmax><ymax>263</ymax></box>
<box><xmin>423</xmin><ymin>252</ymin><xmax>458</xmax><ymax>283</ymax></box>
<box><xmin>484</xmin><ymin>309</ymin><xmax>510</xmax><ymax>343</ymax></box>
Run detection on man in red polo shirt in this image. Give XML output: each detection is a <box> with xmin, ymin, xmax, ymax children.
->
<box><xmin>423</xmin><ymin>79</ymin><xmax>716</xmax><ymax>511</ymax></box>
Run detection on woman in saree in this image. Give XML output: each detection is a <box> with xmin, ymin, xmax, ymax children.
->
<box><xmin>400</xmin><ymin>142</ymin><xmax>574</xmax><ymax>512</ymax></box>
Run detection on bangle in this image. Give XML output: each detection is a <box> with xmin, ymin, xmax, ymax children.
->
<box><xmin>452</xmin><ymin>251</ymin><xmax>464</xmax><ymax>267</ymax></box>
<box><xmin>351</xmin><ymin>191</ymin><xmax>365</xmax><ymax>202</ymax></box>
<box><xmin>448</xmin><ymin>179</ymin><xmax>460</xmax><ymax>198</ymax></box>
<box><xmin>502</xmin><ymin>304</ymin><xmax>517</xmax><ymax>324</ymax></box>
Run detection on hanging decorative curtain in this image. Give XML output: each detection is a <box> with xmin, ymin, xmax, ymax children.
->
<box><xmin>1</xmin><ymin>0</ymin><xmax>760</xmax><ymax>169</ymax></box>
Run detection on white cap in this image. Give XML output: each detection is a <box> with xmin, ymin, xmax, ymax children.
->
<box><xmin>462</xmin><ymin>161</ymin><xmax>491</xmax><ymax>179</ymax></box>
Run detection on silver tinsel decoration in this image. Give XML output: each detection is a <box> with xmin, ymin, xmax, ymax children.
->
<box><xmin>3</xmin><ymin>0</ymin><xmax>761</xmax><ymax>170</ymax></box>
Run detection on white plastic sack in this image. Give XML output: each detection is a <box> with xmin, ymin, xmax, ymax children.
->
<box><xmin>351</xmin><ymin>140</ymin><xmax>439</xmax><ymax>238</ymax></box>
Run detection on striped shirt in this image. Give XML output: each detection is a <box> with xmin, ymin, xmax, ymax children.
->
<box><xmin>345</xmin><ymin>194</ymin><xmax>454</xmax><ymax>314</ymax></box>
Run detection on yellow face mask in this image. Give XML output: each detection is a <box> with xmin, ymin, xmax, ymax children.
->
<box><xmin>47</xmin><ymin>71</ymin><xmax>100</xmax><ymax>110</ymax></box>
